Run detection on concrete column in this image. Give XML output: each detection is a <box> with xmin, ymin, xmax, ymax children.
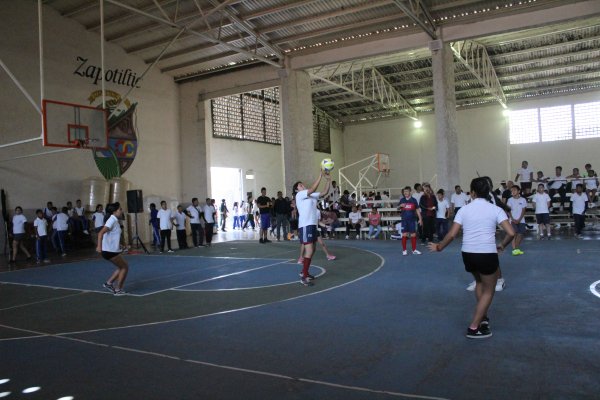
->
<box><xmin>432</xmin><ymin>43</ymin><xmax>460</xmax><ymax>192</ymax></box>
<box><xmin>280</xmin><ymin>69</ymin><xmax>315</xmax><ymax>196</ymax></box>
<box><xmin>179</xmin><ymin>88</ymin><xmax>211</xmax><ymax>203</ymax></box>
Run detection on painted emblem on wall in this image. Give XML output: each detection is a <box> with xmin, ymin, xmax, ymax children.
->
<box><xmin>87</xmin><ymin>90</ymin><xmax>138</xmax><ymax>180</ymax></box>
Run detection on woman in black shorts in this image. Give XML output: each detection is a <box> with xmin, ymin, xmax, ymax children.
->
<box><xmin>96</xmin><ymin>203</ymin><xmax>131</xmax><ymax>296</ymax></box>
<box><xmin>428</xmin><ymin>178</ymin><xmax>515</xmax><ymax>339</ymax></box>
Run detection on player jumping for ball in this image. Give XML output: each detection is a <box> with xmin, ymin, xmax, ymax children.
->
<box><xmin>293</xmin><ymin>169</ymin><xmax>331</xmax><ymax>286</ymax></box>
<box><xmin>397</xmin><ymin>186</ymin><xmax>423</xmax><ymax>256</ymax></box>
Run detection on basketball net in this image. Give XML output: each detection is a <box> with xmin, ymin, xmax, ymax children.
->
<box><xmin>74</xmin><ymin>138</ymin><xmax>100</xmax><ymax>171</ymax></box>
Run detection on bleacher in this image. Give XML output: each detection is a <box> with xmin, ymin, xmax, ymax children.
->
<box><xmin>330</xmin><ymin>193</ymin><xmax>599</xmax><ymax>240</ymax></box>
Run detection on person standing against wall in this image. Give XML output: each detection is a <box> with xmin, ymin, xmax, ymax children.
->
<box><xmin>186</xmin><ymin>198</ymin><xmax>204</xmax><ymax>247</ymax></box>
<box><xmin>219</xmin><ymin>199</ymin><xmax>228</xmax><ymax>232</ymax></box>
<box><xmin>451</xmin><ymin>185</ymin><xmax>468</xmax><ymax>217</ymax></box>
<box><xmin>256</xmin><ymin>188</ymin><xmax>271</xmax><ymax>243</ymax></box>
<box><xmin>157</xmin><ymin>201</ymin><xmax>175</xmax><ymax>253</ymax></box>
<box><xmin>203</xmin><ymin>198</ymin><xmax>216</xmax><ymax>246</ymax></box>
<box><xmin>274</xmin><ymin>191</ymin><xmax>290</xmax><ymax>242</ymax></box>
<box><xmin>419</xmin><ymin>185</ymin><xmax>437</xmax><ymax>246</ymax></box>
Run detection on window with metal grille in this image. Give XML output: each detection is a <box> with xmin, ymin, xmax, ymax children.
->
<box><xmin>574</xmin><ymin>101</ymin><xmax>600</xmax><ymax>139</ymax></box>
<box><xmin>540</xmin><ymin>105</ymin><xmax>572</xmax><ymax>142</ymax></box>
<box><xmin>211</xmin><ymin>87</ymin><xmax>281</xmax><ymax>145</ymax></box>
<box><xmin>313</xmin><ymin>110</ymin><xmax>331</xmax><ymax>154</ymax></box>
<box><xmin>509</xmin><ymin>108</ymin><xmax>540</xmax><ymax>144</ymax></box>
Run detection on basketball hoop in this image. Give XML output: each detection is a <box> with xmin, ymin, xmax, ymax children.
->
<box><xmin>74</xmin><ymin>138</ymin><xmax>99</xmax><ymax>149</ymax></box>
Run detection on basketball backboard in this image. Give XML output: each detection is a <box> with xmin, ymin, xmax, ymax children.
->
<box><xmin>42</xmin><ymin>100</ymin><xmax>109</xmax><ymax>150</ymax></box>
<box><xmin>377</xmin><ymin>153</ymin><xmax>390</xmax><ymax>172</ymax></box>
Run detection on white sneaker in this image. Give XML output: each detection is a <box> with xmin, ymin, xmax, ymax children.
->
<box><xmin>345</xmin><ymin>235</ymin><xmax>349</xmax><ymax>240</ymax></box>
<box><xmin>356</xmin><ymin>235</ymin><xmax>360</xmax><ymax>240</ymax></box>
<box><xmin>412</xmin><ymin>250</ymin><xmax>421</xmax><ymax>255</ymax></box>
<box><xmin>466</xmin><ymin>281</ymin><xmax>476</xmax><ymax>291</ymax></box>
<box><xmin>367</xmin><ymin>236</ymin><xmax>372</xmax><ymax>240</ymax></box>
<box><xmin>495</xmin><ymin>278</ymin><xmax>505</xmax><ymax>291</ymax></box>
<box><xmin>168</xmin><ymin>249</ymin><xmax>175</xmax><ymax>253</ymax></box>
<box><xmin>402</xmin><ymin>250</ymin><xmax>408</xmax><ymax>256</ymax></box>
<box><xmin>83</xmin><ymin>230</ymin><xmax>90</xmax><ymax>235</ymax></box>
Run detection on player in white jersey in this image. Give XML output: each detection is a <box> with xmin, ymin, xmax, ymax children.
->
<box><xmin>293</xmin><ymin>169</ymin><xmax>331</xmax><ymax>286</ymax></box>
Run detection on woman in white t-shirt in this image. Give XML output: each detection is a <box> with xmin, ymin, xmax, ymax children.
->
<box><xmin>585</xmin><ymin>169</ymin><xmax>598</xmax><ymax>207</ymax></box>
<box><xmin>96</xmin><ymin>203</ymin><xmax>131</xmax><ymax>296</ymax></box>
<box><xmin>232</xmin><ymin>202</ymin><xmax>240</xmax><ymax>230</ymax></box>
<box><xmin>10</xmin><ymin>206</ymin><xmax>32</xmax><ymax>262</ymax></box>
<box><xmin>91</xmin><ymin>204</ymin><xmax>106</xmax><ymax>235</ymax></box>
<box><xmin>428</xmin><ymin>178</ymin><xmax>515</xmax><ymax>339</ymax></box>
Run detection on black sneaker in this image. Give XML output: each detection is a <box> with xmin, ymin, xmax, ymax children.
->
<box><xmin>264</xmin><ymin>239</ymin><xmax>272</xmax><ymax>243</ymax></box>
<box><xmin>103</xmin><ymin>282</ymin><xmax>115</xmax><ymax>293</ymax></box>
<box><xmin>480</xmin><ymin>316</ymin><xmax>490</xmax><ymax>330</ymax></box>
<box><xmin>259</xmin><ymin>238</ymin><xmax>264</xmax><ymax>244</ymax></box>
<box><xmin>466</xmin><ymin>327</ymin><xmax>492</xmax><ymax>339</ymax></box>
<box><xmin>300</xmin><ymin>277</ymin><xmax>314</xmax><ymax>286</ymax></box>
<box><xmin>299</xmin><ymin>272</ymin><xmax>315</xmax><ymax>280</ymax></box>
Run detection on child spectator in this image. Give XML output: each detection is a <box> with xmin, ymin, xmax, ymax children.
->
<box><xmin>43</xmin><ymin>202</ymin><xmax>54</xmax><ymax>223</ymax></box>
<box><xmin>534</xmin><ymin>171</ymin><xmax>548</xmax><ymax>192</ymax></box>
<box><xmin>502</xmin><ymin>181</ymin><xmax>514</xmax><ymax>203</ymax></box>
<box><xmin>567</xmin><ymin>168</ymin><xmax>583</xmax><ymax>193</ymax></box>
<box><xmin>10</xmin><ymin>206</ymin><xmax>32</xmax><ymax>263</ymax></box>
<box><xmin>584</xmin><ymin>170</ymin><xmax>597</xmax><ymax>207</ymax></box>
<box><xmin>368</xmin><ymin>207</ymin><xmax>382</xmax><ymax>239</ymax></box>
<box><xmin>185</xmin><ymin>198</ymin><xmax>204</xmax><ymax>247</ymax></box>
<box><xmin>52</xmin><ymin>207</ymin><xmax>71</xmax><ymax>257</ymax></box>
<box><xmin>149</xmin><ymin>203</ymin><xmax>161</xmax><ymax>248</ymax></box>
<box><xmin>548</xmin><ymin>166</ymin><xmax>568</xmax><ymax>212</ymax></box>
<box><xmin>203</xmin><ymin>198</ymin><xmax>216</xmax><ymax>246</ymax></box>
<box><xmin>515</xmin><ymin>160</ymin><xmax>533</xmax><ymax>195</ymax></box>
<box><xmin>507</xmin><ymin>185</ymin><xmax>527</xmax><ymax>255</ymax></box>
<box><xmin>66</xmin><ymin>201</ymin><xmax>77</xmax><ymax>232</ymax></box>
<box><xmin>174</xmin><ymin>205</ymin><xmax>188</xmax><ymax>249</ymax></box>
<box><xmin>571</xmin><ymin>184</ymin><xmax>588</xmax><ymax>239</ymax></box>
<box><xmin>92</xmin><ymin>204</ymin><xmax>105</xmax><ymax>234</ymax></box>
<box><xmin>436</xmin><ymin>189</ymin><xmax>450</xmax><ymax>241</ymax></box>
<box><xmin>232</xmin><ymin>202</ymin><xmax>240</xmax><ymax>230</ymax></box>
<box><xmin>390</xmin><ymin>220</ymin><xmax>403</xmax><ymax>240</ymax></box>
<box><xmin>532</xmin><ymin>184</ymin><xmax>552</xmax><ymax>240</ymax></box>
<box><xmin>239</xmin><ymin>201</ymin><xmax>246</xmax><ymax>228</ymax></box>
<box><xmin>451</xmin><ymin>185</ymin><xmax>468</xmax><ymax>216</ymax></box>
<box><xmin>345</xmin><ymin>206</ymin><xmax>362</xmax><ymax>240</ymax></box>
<box><xmin>33</xmin><ymin>209</ymin><xmax>50</xmax><ymax>263</ymax></box>
<box><xmin>75</xmin><ymin>199</ymin><xmax>90</xmax><ymax>235</ymax></box>
<box><xmin>583</xmin><ymin>163</ymin><xmax>593</xmax><ymax>177</ymax></box>
<box><xmin>157</xmin><ymin>200</ymin><xmax>175</xmax><ymax>253</ymax></box>
<box><xmin>419</xmin><ymin>185</ymin><xmax>437</xmax><ymax>246</ymax></box>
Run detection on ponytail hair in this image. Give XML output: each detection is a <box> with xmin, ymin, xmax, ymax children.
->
<box><xmin>478</xmin><ymin>176</ymin><xmax>511</xmax><ymax>212</ymax></box>
<box><xmin>105</xmin><ymin>203</ymin><xmax>119</xmax><ymax>216</ymax></box>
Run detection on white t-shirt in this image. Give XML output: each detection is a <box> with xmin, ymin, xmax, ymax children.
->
<box><xmin>53</xmin><ymin>213</ymin><xmax>69</xmax><ymax>231</ymax></box>
<box><xmin>518</xmin><ymin>167</ymin><xmax>533</xmax><ymax>182</ymax></box>
<box><xmin>532</xmin><ymin>193</ymin><xmax>551</xmax><ymax>214</ymax></box>
<box><xmin>75</xmin><ymin>206</ymin><xmax>85</xmax><ymax>217</ymax></box>
<box><xmin>203</xmin><ymin>205</ymin><xmax>216</xmax><ymax>223</ymax></box>
<box><xmin>412</xmin><ymin>192</ymin><xmax>422</xmax><ymax>203</ymax></box>
<box><xmin>33</xmin><ymin>217</ymin><xmax>47</xmax><ymax>236</ymax></box>
<box><xmin>535</xmin><ymin>177</ymin><xmax>548</xmax><ymax>191</ymax></box>
<box><xmin>454</xmin><ymin>198</ymin><xmax>508</xmax><ymax>254</ymax></box>
<box><xmin>186</xmin><ymin>205</ymin><xmax>201</xmax><ymax>224</ymax></box>
<box><xmin>296</xmin><ymin>190</ymin><xmax>320</xmax><ymax>229</ymax></box>
<box><xmin>549</xmin><ymin>175</ymin><xmax>567</xmax><ymax>189</ymax></box>
<box><xmin>102</xmin><ymin>215</ymin><xmax>122</xmax><ymax>253</ymax></box>
<box><xmin>174</xmin><ymin>212</ymin><xmax>187</xmax><ymax>230</ymax></box>
<box><xmin>92</xmin><ymin>212</ymin><xmax>106</xmax><ymax>228</ymax></box>
<box><xmin>67</xmin><ymin>208</ymin><xmax>75</xmax><ymax>217</ymax></box>
<box><xmin>585</xmin><ymin>176</ymin><xmax>598</xmax><ymax>189</ymax></box>
<box><xmin>451</xmin><ymin>192</ymin><xmax>468</xmax><ymax>208</ymax></box>
<box><xmin>43</xmin><ymin>207</ymin><xmax>53</xmax><ymax>218</ymax></box>
<box><xmin>349</xmin><ymin>211</ymin><xmax>361</xmax><ymax>224</ymax></box>
<box><xmin>571</xmin><ymin>193</ymin><xmax>589</xmax><ymax>215</ymax></box>
<box><xmin>329</xmin><ymin>186</ymin><xmax>340</xmax><ymax>203</ymax></box>
<box><xmin>436</xmin><ymin>199</ymin><xmax>450</xmax><ymax>219</ymax></box>
<box><xmin>507</xmin><ymin>197</ymin><xmax>528</xmax><ymax>221</ymax></box>
<box><xmin>12</xmin><ymin>214</ymin><xmax>27</xmax><ymax>234</ymax></box>
<box><xmin>157</xmin><ymin>209</ymin><xmax>173</xmax><ymax>230</ymax></box>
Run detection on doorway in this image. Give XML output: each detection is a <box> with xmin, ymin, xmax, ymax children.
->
<box><xmin>210</xmin><ymin>167</ymin><xmax>243</xmax><ymax>229</ymax></box>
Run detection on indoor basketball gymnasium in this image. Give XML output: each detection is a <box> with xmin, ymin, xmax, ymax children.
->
<box><xmin>1</xmin><ymin>0</ymin><xmax>600</xmax><ymax>399</ymax></box>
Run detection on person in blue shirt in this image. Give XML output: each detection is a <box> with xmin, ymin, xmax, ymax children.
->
<box><xmin>397</xmin><ymin>186</ymin><xmax>423</xmax><ymax>256</ymax></box>
<box><xmin>149</xmin><ymin>203</ymin><xmax>161</xmax><ymax>248</ymax></box>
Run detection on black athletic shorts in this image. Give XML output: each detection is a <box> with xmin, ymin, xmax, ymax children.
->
<box><xmin>462</xmin><ymin>252</ymin><xmax>499</xmax><ymax>276</ymax></box>
<box><xmin>521</xmin><ymin>182</ymin><xmax>532</xmax><ymax>191</ymax></box>
<box><xmin>536</xmin><ymin>213</ymin><xmax>550</xmax><ymax>224</ymax></box>
<box><xmin>102</xmin><ymin>251</ymin><xmax>120</xmax><ymax>261</ymax></box>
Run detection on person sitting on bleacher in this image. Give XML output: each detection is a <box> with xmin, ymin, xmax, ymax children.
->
<box><xmin>321</xmin><ymin>210</ymin><xmax>340</xmax><ymax>239</ymax></box>
<box><xmin>502</xmin><ymin>181</ymin><xmax>514</xmax><ymax>204</ymax></box>
<box><xmin>345</xmin><ymin>206</ymin><xmax>362</xmax><ymax>240</ymax></box>
<box><xmin>534</xmin><ymin>171</ymin><xmax>548</xmax><ymax>193</ymax></box>
<box><xmin>548</xmin><ymin>166</ymin><xmax>568</xmax><ymax>213</ymax></box>
<box><xmin>340</xmin><ymin>190</ymin><xmax>351</xmax><ymax>214</ymax></box>
<box><xmin>367</xmin><ymin>207</ymin><xmax>382</xmax><ymax>240</ymax></box>
<box><xmin>566</xmin><ymin>168</ymin><xmax>583</xmax><ymax>193</ymax></box>
<box><xmin>584</xmin><ymin>169</ymin><xmax>597</xmax><ymax>207</ymax></box>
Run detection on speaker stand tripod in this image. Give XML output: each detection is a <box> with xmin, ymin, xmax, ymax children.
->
<box><xmin>129</xmin><ymin>213</ymin><xmax>149</xmax><ymax>254</ymax></box>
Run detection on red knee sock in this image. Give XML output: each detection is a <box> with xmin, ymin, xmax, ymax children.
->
<box><xmin>411</xmin><ymin>236</ymin><xmax>417</xmax><ymax>251</ymax></box>
<box><xmin>401</xmin><ymin>236</ymin><xmax>407</xmax><ymax>251</ymax></box>
<box><xmin>302</xmin><ymin>257</ymin><xmax>311</xmax><ymax>278</ymax></box>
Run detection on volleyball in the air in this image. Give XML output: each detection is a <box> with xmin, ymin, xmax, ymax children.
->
<box><xmin>321</xmin><ymin>158</ymin><xmax>334</xmax><ymax>172</ymax></box>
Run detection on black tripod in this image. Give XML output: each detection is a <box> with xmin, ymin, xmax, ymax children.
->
<box><xmin>129</xmin><ymin>213</ymin><xmax>149</xmax><ymax>253</ymax></box>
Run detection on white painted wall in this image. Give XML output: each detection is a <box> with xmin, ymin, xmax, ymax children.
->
<box><xmin>344</xmin><ymin>90</ymin><xmax>600</xmax><ymax>195</ymax></box>
<box><xmin>0</xmin><ymin>2</ymin><xmax>180</xmax><ymax>218</ymax></box>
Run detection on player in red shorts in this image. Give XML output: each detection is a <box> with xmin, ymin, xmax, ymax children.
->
<box><xmin>397</xmin><ymin>186</ymin><xmax>423</xmax><ymax>256</ymax></box>
<box><xmin>293</xmin><ymin>169</ymin><xmax>331</xmax><ymax>286</ymax></box>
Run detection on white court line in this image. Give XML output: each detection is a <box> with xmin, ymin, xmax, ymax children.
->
<box><xmin>0</xmin><ymin>282</ymin><xmax>112</xmax><ymax>296</ymax></box>
<box><xmin>590</xmin><ymin>280</ymin><xmax>600</xmax><ymax>298</ymax></box>
<box><xmin>174</xmin><ymin>266</ymin><xmax>326</xmax><ymax>292</ymax></box>
<box><xmin>52</xmin><ymin>248</ymin><xmax>385</xmax><ymax>336</ymax></box>
<box><xmin>0</xmin><ymin>292</ymin><xmax>89</xmax><ymax>312</ymax></box>
<box><xmin>0</xmin><ymin>319</ymin><xmax>447</xmax><ymax>400</ymax></box>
